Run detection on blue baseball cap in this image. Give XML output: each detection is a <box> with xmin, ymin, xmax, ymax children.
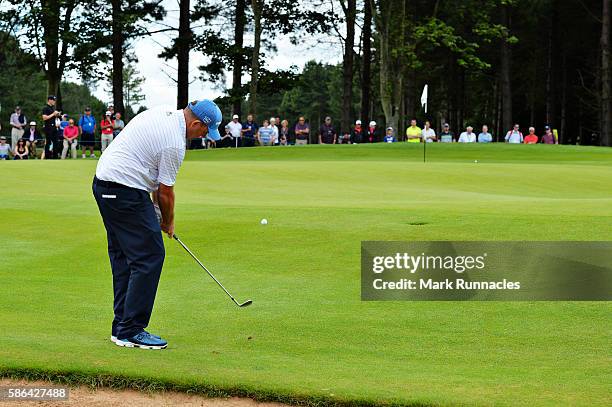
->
<box><xmin>187</xmin><ymin>99</ymin><xmax>222</xmax><ymax>141</ymax></box>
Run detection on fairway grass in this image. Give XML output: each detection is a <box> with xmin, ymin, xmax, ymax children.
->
<box><xmin>1</xmin><ymin>144</ymin><xmax>611</xmax><ymax>406</ymax></box>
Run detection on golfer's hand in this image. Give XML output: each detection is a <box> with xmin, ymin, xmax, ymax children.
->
<box><xmin>161</xmin><ymin>221</ymin><xmax>174</xmax><ymax>238</ymax></box>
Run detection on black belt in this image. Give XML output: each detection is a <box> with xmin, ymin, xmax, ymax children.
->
<box><xmin>93</xmin><ymin>176</ymin><xmax>131</xmax><ymax>189</ymax></box>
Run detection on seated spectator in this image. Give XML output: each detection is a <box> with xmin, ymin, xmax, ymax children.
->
<box><xmin>383</xmin><ymin>127</ymin><xmax>397</xmax><ymax>143</ymax></box>
<box><xmin>458</xmin><ymin>126</ymin><xmax>477</xmax><ymax>143</ymax></box>
<box><xmin>319</xmin><ymin>116</ymin><xmax>337</xmax><ymax>144</ymax></box>
<box><xmin>505</xmin><ymin>124</ymin><xmax>523</xmax><ymax>143</ymax></box>
<box><xmin>113</xmin><ymin>112</ymin><xmax>125</xmax><ymax>136</ymax></box>
<box><xmin>61</xmin><ymin>118</ymin><xmax>79</xmax><ymax>159</ymax></box>
<box><xmin>217</xmin><ymin>124</ymin><xmax>234</xmax><ymax>148</ymax></box>
<box><xmin>406</xmin><ymin>119</ymin><xmax>422</xmax><ymax>143</ymax></box>
<box><xmin>339</xmin><ymin>131</ymin><xmax>351</xmax><ymax>144</ymax></box>
<box><xmin>366</xmin><ymin>121</ymin><xmax>380</xmax><ymax>143</ymax></box>
<box><xmin>205</xmin><ymin>136</ymin><xmax>216</xmax><ymax>149</ymax></box>
<box><xmin>422</xmin><ymin>121</ymin><xmax>436</xmax><ymax>143</ymax></box>
<box><xmin>478</xmin><ymin>125</ymin><xmax>493</xmax><ymax>143</ymax></box>
<box><xmin>100</xmin><ymin>111</ymin><xmax>115</xmax><ymax>152</ymax></box>
<box><xmin>13</xmin><ymin>138</ymin><xmax>28</xmax><ymax>160</ymax></box>
<box><xmin>439</xmin><ymin>123</ymin><xmax>455</xmax><ymax>143</ymax></box>
<box><xmin>351</xmin><ymin>120</ymin><xmax>364</xmax><ymax>143</ymax></box>
<box><xmin>541</xmin><ymin>126</ymin><xmax>557</xmax><ymax>144</ymax></box>
<box><xmin>294</xmin><ymin>117</ymin><xmax>310</xmax><ymax>145</ymax></box>
<box><xmin>257</xmin><ymin>119</ymin><xmax>275</xmax><ymax>146</ymax></box>
<box><xmin>524</xmin><ymin>127</ymin><xmax>538</xmax><ymax>144</ymax></box>
<box><xmin>241</xmin><ymin>114</ymin><xmax>258</xmax><ymax>147</ymax></box>
<box><xmin>0</xmin><ymin>136</ymin><xmax>10</xmax><ymax>159</ymax></box>
<box><xmin>23</xmin><ymin>121</ymin><xmax>42</xmax><ymax>158</ymax></box>
<box><xmin>279</xmin><ymin>120</ymin><xmax>290</xmax><ymax>145</ymax></box>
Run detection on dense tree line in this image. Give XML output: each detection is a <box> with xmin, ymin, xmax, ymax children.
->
<box><xmin>0</xmin><ymin>0</ymin><xmax>609</xmax><ymax>145</ymax></box>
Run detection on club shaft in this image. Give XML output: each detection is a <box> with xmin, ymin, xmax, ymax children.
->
<box><xmin>173</xmin><ymin>234</ymin><xmax>239</xmax><ymax>304</ymax></box>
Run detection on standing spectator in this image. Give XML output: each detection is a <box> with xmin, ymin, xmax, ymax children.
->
<box><xmin>10</xmin><ymin>106</ymin><xmax>27</xmax><ymax>149</ymax></box>
<box><xmin>100</xmin><ymin>111</ymin><xmax>115</xmax><ymax>152</ymax></box>
<box><xmin>351</xmin><ymin>120</ymin><xmax>364</xmax><ymax>143</ymax></box>
<box><xmin>422</xmin><ymin>121</ymin><xmax>436</xmax><ymax>143</ymax></box>
<box><xmin>294</xmin><ymin>116</ymin><xmax>310</xmax><ymax>145</ymax></box>
<box><xmin>384</xmin><ymin>127</ymin><xmax>397</xmax><ymax>143</ymax></box>
<box><xmin>257</xmin><ymin>119</ymin><xmax>275</xmax><ymax>146</ymax></box>
<box><xmin>406</xmin><ymin>119</ymin><xmax>422</xmax><ymax>143</ymax></box>
<box><xmin>13</xmin><ymin>138</ymin><xmax>28</xmax><ymax>160</ymax></box>
<box><xmin>319</xmin><ymin>116</ymin><xmax>337</xmax><ymax>144</ymax></box>
<box><xmin>505</xmin><ymin>124</ymin><xmax>523</xmax><ymax>144</ymax></box>
<box><xmin>113</xmin><ymin>112</ymin><xmax>125</xmax><ymax>137</ymax></box>
<box><xmin>524</xmin><ymin>127</ymin><xmax>539</xmax><ymax>144</ymax></box>
<box><xmin>24</xmin><ymin>121</ymin><xmax>42</xmax><ymax>158</ymax></box>
<box><xmin>439</xmin><ymin>123</ymin><xmax>455</xmax><ymax>143</ymax></box>
<box><xmin>541</xmin><ymin>126</ymin><xmax>558</xmax><ymax>144</ymax></box>
<box><xmin>366</xmin><ymin>121</ymin><xmax>380</xmax><ymax>143</ymax></box>
<box><xmin>458</xmin><ymin>126</ymin><xmax>477</xmax><ymax>143</ymax></box>
<box><xmin>478</xmin><ymin>125</ymin><xmax>493</xmax><ymax>143</ymax></box>
<box><xmin>241</xmin><ymin>114</ymin><xmax>258</xmax><ymax>147</ymax></box>
<box><xmin>0</xmin><ymin>136</ymin><xmax>10</xmax><ymax>159</ymax></box>
<box><xmin>42</xmin><ymin>95</ymin><xmax>61</xmax><ymax>159</ymax></box>
<box><xmin>227</xmin><ymin>114</ymin><xmax>242</xmax><ymax>147</ymax></box>
<box><xmin>279</xmin><ymin>119</ymin><xmax>290</xmax><ymax>145</ymax></box>
<box><xmin>79</xmin><ymin>107</ymin><xmax>97</xmax><ymax>158</ymax></box>
<box><xmin>108</xmin><ymin>104</ymin><xmax>116</xmax><ymax>119</ymax></box>
<box><xmin>270</xmin><ymin>117</ymin><xmax>280</xmax><ymax>145</ymax></box>
<box><xmin>61</xmin><ymin>118</ymin><xmax>79</xmax><ymax>159</ymax></box>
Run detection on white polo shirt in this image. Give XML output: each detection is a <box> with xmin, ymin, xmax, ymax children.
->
<box><xmin>227</xmin><ymin>120</ymin><xmax>242</xmax><ymax>138</ymax></box>
<box><xmin>96</xmin><ymin>105</ymin><xmax>186</xmax><ymax>193</ymax></box>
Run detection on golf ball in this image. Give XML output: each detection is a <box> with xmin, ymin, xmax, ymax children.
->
<box><xmin>260</xmin><ymin>218</ymin><xmax>268</xmax><ymax>225</ymax></box>
<box><xmin>474</xmin><ymin>160</ymin><xmax>478</xmax><ymax>163</ymax></box>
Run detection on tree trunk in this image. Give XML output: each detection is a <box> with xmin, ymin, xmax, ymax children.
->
<box><xmin>601</xmin><ymin>0</ymin><xmax>611</xmax><ymax>146</ymax></box>
<box><xmin>560</xmin><ymin>52</ymin><xmax>567</xmax><ymax>144</ymax></box>
<box><xmin>177</xmin><ymin>0</ymin><xmax>191</xmax><ymax>109</ymax></box>
<box><xmin>360</xmin><ymin>0</ymin><xmax>372</xmax><ymax>125</ymax></box>
<box><xmin>500</xmin><ymin>4</ymin><xmax>512</xmax><ymax>134</ymax></box>
<box><xmin>42</xmin><ymin>0</ymin><xmax>60</xmax><ymax>97</ymax></box>
<box><xmin>249</xmin><ymin>0</ymin><xmax>263</xmax><ymax>116</ymax></box>
<box><xmin>544</xmin><ymin>0</ymin><xmax>557</xmax><ymax>125</ymax></box>
<box><xmin>341</xmin><ymin>0</ymin><xmax>356</xmax><ymax>133</ymax></box>
<box><xmin>111</xmin><ymin>0</ymin><xmax>125</xmax><ymax>116</ymax></box>
<box><xmin>232</xmin><ymin>0</ymin><xmax>246</xmax><ymax>116</ymax></box>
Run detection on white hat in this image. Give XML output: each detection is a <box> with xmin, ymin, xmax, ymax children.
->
<box><xmin>29</xmin><ymin>121</ymin><xmax>36</xmax><ymax>126</ymax></box>
<box><xmin>355</xmin><ymin>120</ymin><xmax>362</xmax><ymax>125</ymax></box>
<box><xmin>369</xmin><ymin>121</ymin><xmax>376</xmax><ymax>127</ymax></box>
<box><xmin>232</xmin><ymin>114</ymin><xmax>239</xmax><ymax>119</ymax></box>
<box><xmin>105</xmin><ymin>111</ymin><xmax>112</xmax><ymax>116</ymax></box>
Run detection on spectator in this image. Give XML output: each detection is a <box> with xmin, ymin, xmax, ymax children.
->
<box><xmin>339</xmin><ymin>131</ymin><xmax>351</xmax><ymax>144</ymax></box>
<box><xmin>42</xmin><ymin>95</ymin><xmax>61</xmax><ymax>159</ymax></box>
<box><xmin>524</xmin><ymin>127</ymin><xmax>538</xmax><ymax>144</ymax></box>
<box><xmin>100</xmin><ymin>111</ymin><xmax>115</xmax><ymax>152</ymax></box>
<box><xmin>439</xmin><ymin>123</ymin><xmax>455</xmax><ymax>143</ymax></box>
<box><xmin>108</xmin><ymin>104</ymin><xmax>116</xmax><ymax>120</ymax></box>
<box><xmin>10</xmin><ymin>106</ymin><xmax>27</xmax><ymax>149</ymax></box>
<box><xmin>478</xmin><ymin>125</ymin><xmax>493</xmax><ymax>143</ymax></box>
<box><xmin>351</xmin><ymin>120</ymin><xmax>364</xmax><ymax>143</ymax></box>
<box><xmin>541</xmin><ymin>126</ymin><xmax>557</xmax><ymax>144</ymax></box>
<box><xmin>366</xmin><ymin>121</ymin><xmax>380</xmax><ymax>143</ymax></box>
<box><xmin>218</xmin><ymin>124</ymin><xmax>234</xmax><ymax>148</ymax></box>
<box><xmin>79</xmin><ymin>107</ymin><xmax>97</xmax><ymax>158</ymax></box>
<box><xmin>406</xmin><ymin>119</ymin><xmax>422</xmax><ymax>143</ymax></box>
<box><xmin>23</xmin><ymin>121</ymin><xmax>42</xmax><ymax>158</ymax></box>
<box><xmin>53</xmin><ymin>113</ymin><xmax>68</xmax><ymax>159</ymax></box>
<box><xmin>458</xmin><ymin>126</ymin><xmax>477</xmax><ymax>143</ymax></box>
<box><xmin>270</xmin><ymin>117</ymin><xmax>280</xmax><ymax>145</ymax></box>
<box><xmin>61</xmin><ymin>118</ymin><xmax>79</xmax><ymax>159</ymax></box>
<box><xmin>113</xmin><ymin>112</ymin><xmax>125</xmax><ymax>137</ymax></box>
<box><xmin>279</xmin><ymin>119</ymin><xmax>290</xmax><ymax>145</ymax></box>
<box><xmin>422</xmin><ymin>121</ymin><xmax>436</xmax><ymax>143</ymax></box>
<box><xmin>384</xmin><ymin>127</ymin><xmax>397</xmax><ymax>143</ymax></box>
<box><xmin>227</xmin><ymin>114</ymin><xmax>242</xmax><ymax>147</ymax></box>
<box><xmin>319</xmin><ymin>116</ymin><xmax>337</xmax><ymax>144</ymax></box>
<box><xmin>257</xmin><ymin>119</ymin><xmax>275</xmax><ymax>146</ymax></box>
<box><xmin>294</xmin><ymin>116</ymin><xmax>310</xmax><ymax>145</ymax></box>
<box><xmin>13</xmin><ymin>138</ymin><xmax>28</xmax><ymax>160</ymax></box>
<box><xmin>505</xmin><ymin>124</ymin><xmax>523</xmax><ymax>144</ymax></box>
<box><xmin>0</xmin><ymin>136</ymin><xmax>10</xmax><ymax>159</ymax></box>
<box><xmin>241</xmin><ymin>114</ymin><xmax>258</xmax><ymax>147</ymax></box>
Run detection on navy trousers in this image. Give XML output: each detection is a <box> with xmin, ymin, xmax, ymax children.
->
<box><xmin>92</xmin><ymin>177</ymin><xmax>165</xmax><ymax>339</ymax></box>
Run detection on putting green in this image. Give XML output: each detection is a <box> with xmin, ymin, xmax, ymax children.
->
<box><xmin>1</xmin><ymin>143</ymin><xmax>611</xmax><ymax>406</ymax></box>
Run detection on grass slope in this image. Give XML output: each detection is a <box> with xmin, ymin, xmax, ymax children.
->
<box><xmin>1</xmin><ymin>144</ymin><xmax>611</xmax><ymax>407</ymax></box>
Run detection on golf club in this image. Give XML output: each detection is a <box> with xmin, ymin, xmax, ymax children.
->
<box><xmin>173</xmin><ymin>234</ymin><xmax>252</xmax><ymax>308</ymax></box>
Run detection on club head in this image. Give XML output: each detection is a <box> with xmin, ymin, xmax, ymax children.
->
<box><xmin>239</xmin><ymin>300</ymin><xmax>253</xmax><ymax>308</ymax></box>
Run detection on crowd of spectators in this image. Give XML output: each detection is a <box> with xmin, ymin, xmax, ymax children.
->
<box><xmin>2</xmin><ymin>98</ymin><xmax>559</xmax><ymax>160</ymax></box>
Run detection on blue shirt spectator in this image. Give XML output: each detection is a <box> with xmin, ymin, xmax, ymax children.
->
<box><xmin>79</xmin><ymin>111</ymin><xmax>96</xmax><ymax>134</ymax></box>
<box><xmin>241</xmin><ymin>115</ymin><xmax>258</xmax><ymax>138</ymax></box>
<box><xmin>384</xmin><ymin>127</ymin><xmax>396</xmax><ymax>143</ymax></box>
<box><xmin>478</xmin><ymin>125</ymin><xmax>493</xmax><ymax>143</ymax></box>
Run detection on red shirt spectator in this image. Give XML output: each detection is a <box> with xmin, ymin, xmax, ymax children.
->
<box><xmin>101</xmin><ymin>118</ymin><xmax>114</xmax><ymax>135</ymax></box>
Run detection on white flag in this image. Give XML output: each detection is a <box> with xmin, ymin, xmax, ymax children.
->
<box><xmin>421</xmin><ymin>84</ymin><xmax>428</xmax><ymax>113</ymax></box>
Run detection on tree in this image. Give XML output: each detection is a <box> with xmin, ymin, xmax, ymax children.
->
<box><xmin>340</xmin><ymin>0</ymin><xmax>357</xmax><ymax>133</ymax></box>
<box><xmin>601</xmin><ymin>0</ymin><xmax>610</xmax><ymax>146</ymax></box>
<box><xmin>360</xmin><ymin>0</ymin><xmax>373</xmax><ymax>125</ymax></box>
<box><xmin>249</xmin><ymin>0</ymin><xmax>264</xmax><ymax>115</ymax></box>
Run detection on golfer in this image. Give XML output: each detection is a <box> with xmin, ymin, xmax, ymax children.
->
<box><xmin>92</xmin><ymin>100</ymin><xmax>222</xmax><ymax>350</ymax></box>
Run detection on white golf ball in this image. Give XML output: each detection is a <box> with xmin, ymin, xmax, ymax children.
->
<box><xmin>260</xmin><ymin>218</ymin><xmax>268</xmax><ymax>225</ymax></box>
<box><xmin>474</xmin><ymin>160</ymin><xmax>478</xmax><ymax>163</ymax></box>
